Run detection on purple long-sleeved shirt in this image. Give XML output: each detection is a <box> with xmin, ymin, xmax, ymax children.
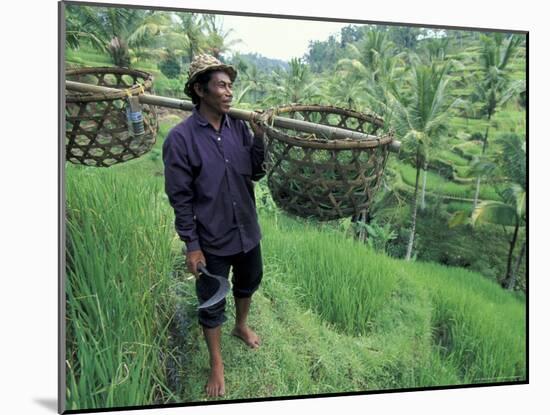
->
<box><xmin>163</xmin><ymin>108</ymin><xmax>265</xmax><ymax>256</ymax></box>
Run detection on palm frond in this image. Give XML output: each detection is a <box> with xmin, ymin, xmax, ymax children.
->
<box><xmin>499</xmin><ymin>35</ymin><xmax>522</xmax><ymax>70</ymax></box>
<box><xmin>499</xmin><ymin>79</ymin><xmax>526</xmax><ymax>107</ymax></box>
<box><xmin>469</xmin><ymin>156</ymin><xmax>498</xmax><ymax>178</ymax></box>
<box><xmin>127</xmin><ymin>23</ymin><xmax>162</xmax><ymax>47</ymax></box>
<box><xmin>472</xmin><ymin>201</ymin><xmax>518</xmax><ymax>227</ymax></box>
<box><xmin>495</xmin><ymin>133</ymin><xmax>526</xmax><ymax>188</ymax></box>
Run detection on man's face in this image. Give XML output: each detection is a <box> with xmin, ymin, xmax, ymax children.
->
<box><xmin>196</xmin><ymin>71</ymin><xmax>233</xmax><ymax>115</ymax></box>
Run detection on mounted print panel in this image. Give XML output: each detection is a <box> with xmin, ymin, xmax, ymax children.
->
<box><xmin>59</xmin><ymin>0</ymin><xmax>527</xmax><ymax>413</ymax></box>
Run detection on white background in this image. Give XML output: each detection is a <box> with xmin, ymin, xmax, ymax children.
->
<box><xmin>1</xmin><ymin>0</ymin><xmax>545</xmax><ymax>414</ymax></box>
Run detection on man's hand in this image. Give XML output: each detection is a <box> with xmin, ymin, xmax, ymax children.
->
<box><xmin>186</xmin><ymin>250</ymin><xmax>206</xmax><ymax>278</ymax></box>
<box><xmin>248</xmin><ymin>119</ymin><xmax>265</xmax><ymax>138</ymax></box>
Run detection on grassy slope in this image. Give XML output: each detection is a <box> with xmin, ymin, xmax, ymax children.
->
<box><xmin>170</xmin><ymin>211</ymin><xmax>525</xmax><ymax>403</ymax></box>
<box><xmin>67</xmin><ymin>159</ymin><xmax>526</xmax><ymax>405</ymax></box>
<box><xmin>395</xmin><ymin>162</ymin><xmax>500</xmax><ymax>201</ymax></box>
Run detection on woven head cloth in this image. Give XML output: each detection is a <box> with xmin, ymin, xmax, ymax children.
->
<box><xmin>184</xmin><ymin>54</ymin><xmax>237</xmax><ymax>98</ymax></box>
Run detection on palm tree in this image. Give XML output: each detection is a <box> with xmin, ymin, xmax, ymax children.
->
<box><xmin>305</xmin><ymin>36</ymin><xmax>341</xmax><ymax>73</ymax></box>
<box><xmin>471</xmin><ymin>33</ymin><xmax>522</xmax><ymax>208</ymax></box>
<box><xmin>65</xmin><ymin>5</ymin><xmax>168</xmax><ymax>67</ymax></box>
<box><xmin>490</xmin><ymin>133</ymin><xmax>525</xmax><ymax>289</ymax></box>
<box><xmin>172</xmin><ymin>12</ymin><xmax>208</xmax><ymax>64</ymax></box>
<box><xmin>201</xmin><ymin>14</ymin><xmax>241</xmax><ymax>59</ymax></box>
<box><xmin>387</xmin><ymin>26</ymin><xmax>421</xmax><ymax>50</ymax></box>
<box><xmin>454</xmin><ymin>132</ymin><xmax>526</xmax><ymax>289</ymax></box>
<box><xmin>334</xmin><ymin>39</ymin><xmax>407</xmax><ymax>123</ymax></box>
<box><xmin>422</xmin><ymin>37</ymin><xmax>450</xmax><ymax>62</ymax></box>
<box><xmin>357</xmin><ymin>30</ymin><xmax>394</xmax><ymax>81</ymax></box>
<box><xmin>265</xmin><ymin>58</ymin><xmax>320</xmax><ymax>106</ymax></box>
<box><xmin>65</xmin><ymin>6</ymin><xmax>106</xmax><ymax>53</ymax></box>
<box><xmin>324</xmin><ymin>76</ymin><xmax>367</xmax><ymax>111</ymax></box>
<box><xmin>472</xmin><ymin>186</ymin><xmax>525</xmax><ymax>287</ymax></box>
<box><xmin>336</xmin><ymin>29</ymin><xmax>402</xmax><ymax>84</ymax></box>
<box><xmin>392</xmin><ymin>62</ymin><xmax>455</xmax><ymax>260</ymax></box>
<box><xmin>229</xmin><ymin>60</ymin><xmax>268</xmax><ymax>106</ymax></box>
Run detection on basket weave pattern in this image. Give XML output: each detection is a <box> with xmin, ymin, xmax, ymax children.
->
<box><xmin>263</xmin><ymin>105</ymin><xmax>392</xmax><ymax>221</ymax></box>
<box><xmin>65</xmin><ymin>67</ymin><xmax>158</xmax><ymax>167</ymax></box>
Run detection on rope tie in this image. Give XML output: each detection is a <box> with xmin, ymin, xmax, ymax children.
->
<box><xmin>124</xmin><ymin>84</ymin><xmax>145</xmax><ymax>99</ymax></box>
<box><xmin>256</xmin><ymin>108</ymin><xmax>276</xmax><ymax>128</ymax></box>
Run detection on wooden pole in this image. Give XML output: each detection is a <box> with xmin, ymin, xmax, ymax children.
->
<box><xmin>66</xmin><ymin>80</ymin><xmax>401</xmax><ymax>152</ymax></box>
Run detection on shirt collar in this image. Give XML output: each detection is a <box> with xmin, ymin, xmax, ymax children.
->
<box><xmin>192</xmin><ymin>107</ymin><xmax>231</xmax><ymax>130</ymax></box>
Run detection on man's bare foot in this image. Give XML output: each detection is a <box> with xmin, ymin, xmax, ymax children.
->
<box><xmin>231</xmin><ymin>325</ymin><xmax>261</xmax><ymax>348</ymax></box>
<box><xmin>205</xmin><ymin>361</ymin><xmax>225</xmax><ymax>397</ymax></box>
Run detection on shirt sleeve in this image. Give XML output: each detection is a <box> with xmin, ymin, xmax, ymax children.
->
<box><xmin>162</xmin><ymin>130</ymin><xmax>201</xmax><ymax>252</ymax></box>
<box><xmin>241</xmin><ymin>121</ymin><xmax>266</xmax><ymax>181</ymax></box>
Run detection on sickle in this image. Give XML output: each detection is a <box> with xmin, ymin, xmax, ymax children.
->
<box><xmin>196</xmin><ymin>263</ymin><xmax>231</xmax><ymax>310</ymax></box>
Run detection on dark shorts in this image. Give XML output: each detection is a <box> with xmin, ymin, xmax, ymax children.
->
<box><xmin>196</xmin><ymin>243</ymin><xmax>263</xmax><ymax>328</ymax></box>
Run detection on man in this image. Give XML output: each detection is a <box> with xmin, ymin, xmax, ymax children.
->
<box><xmin>163</xmin><ymin>54</ymin><xmax>266</xmax><ymax>398</ymax></box>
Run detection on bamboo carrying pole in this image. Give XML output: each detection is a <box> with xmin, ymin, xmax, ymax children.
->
<box><xmin>66</xmin><ymin>80</ymin><xmax>401</xmax><ymax>152</ymax></box>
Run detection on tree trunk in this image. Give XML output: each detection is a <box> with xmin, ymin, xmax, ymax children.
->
<box><xmin>405</xmin><ymin>155</ymin><xmax>422</xmax><ymax>261</ymax></box>
<box><xmin>472</xmin><ymin>176</ymin><xmax>482</xmax><ymax>208</ymax></box>
<box><xmin>473</xmin><ymin>121</ymin><xmax>491</xmax><ymax>209</ymax></box>
<box><xmin>420</xmin><ymin>161</ymin><xmax>428</xmax><ymax>211</ymax></box>
<box><xmin>109</xmin><ymin>36</ymin><xmax>131</xmax><ymax>68</ymax></box>
<box><xmin>506</xmin><ymin>239</ymin><xmax>526</xmax><ymax>291</ymax></box>
<box><xmin>352</xmin><ymin>209</ymin><xmax>369</xmax><ymax>243</ymax></box>
<box><xmin>188</xmin><ymin>41</ymin><xmax>196</xmax><ymax>64</ymax></box>
<box><xmin>502</xmin><ymin>220</ymin><xmax>520</xmax><ymax>289</ymax></box>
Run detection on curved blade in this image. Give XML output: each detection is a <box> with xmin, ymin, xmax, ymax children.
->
<box><xmin>197</xmin><ymin>264</ymin><xmax>230</xmax><ymax>310</ymax></box>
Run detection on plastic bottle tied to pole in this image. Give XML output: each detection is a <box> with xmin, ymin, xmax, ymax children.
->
<box><xmin>126</xmin><ymin>95</ymin><xmax>145</xmax><ymax>136</ymax></box>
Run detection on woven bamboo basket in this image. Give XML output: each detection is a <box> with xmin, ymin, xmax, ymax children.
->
<box><xmin>65</xmin><ymin>67</ymin><xmax>158</xmax><ymax>167</ymax></box>
<box><xmin>263</xmin><ymin>105</ymin><xmax>393</xmax><ymax>221</ymax></box>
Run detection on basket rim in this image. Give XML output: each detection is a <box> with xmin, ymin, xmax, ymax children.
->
<box><xmin>263</xmin><ymin>104</ymin><xmax>394</xmax><ymax>150</ymax></box>
<box><xmin>270</xmin><ymin>104</ymin><xmax>385</xmax><ymax>126</ymax></box>
<box><xmin>65</xmin><ymin>66</ymin><xmax>154</xmax><ymax>103</ymax></box>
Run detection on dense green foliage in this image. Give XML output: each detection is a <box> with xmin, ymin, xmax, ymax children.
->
<box><xmin>158</xmin><ymin>52</ymin><xmax>182</xmax><ymax>79</ymax></box>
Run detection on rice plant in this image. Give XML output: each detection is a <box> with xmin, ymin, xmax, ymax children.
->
<box><xmin>259</xmin><ymin>212</ymin><xmax>526</xmax><ymax>387</ymax></box>
<box><xmin>415</xmin><ymin>262</ymin><xmax>526</xmax><ymax>383</ymax></box>
<box><xmin>65</xmin><ymin>166</ymin><xmax>178</xmax><ymax>410</ymax></box>
<box><xmin>260</xmin><ymin>214</ymin><xmax>402</xmax><ymax>336</ymax></box>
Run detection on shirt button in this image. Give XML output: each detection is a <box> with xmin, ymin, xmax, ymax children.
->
<box><xmin>217</xmin><ymin>137</ymin><xmax>221</xmax><ymax>141</ymax></box>
<box><xmin>225</xmin><ymin>159</ymin><xmax>229</xmax><ymax>163</ymax></box>
<box><xmin>233</xmin><ymin>201</ymin><xmax>236</xmax><ymax>206</ymax></box>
